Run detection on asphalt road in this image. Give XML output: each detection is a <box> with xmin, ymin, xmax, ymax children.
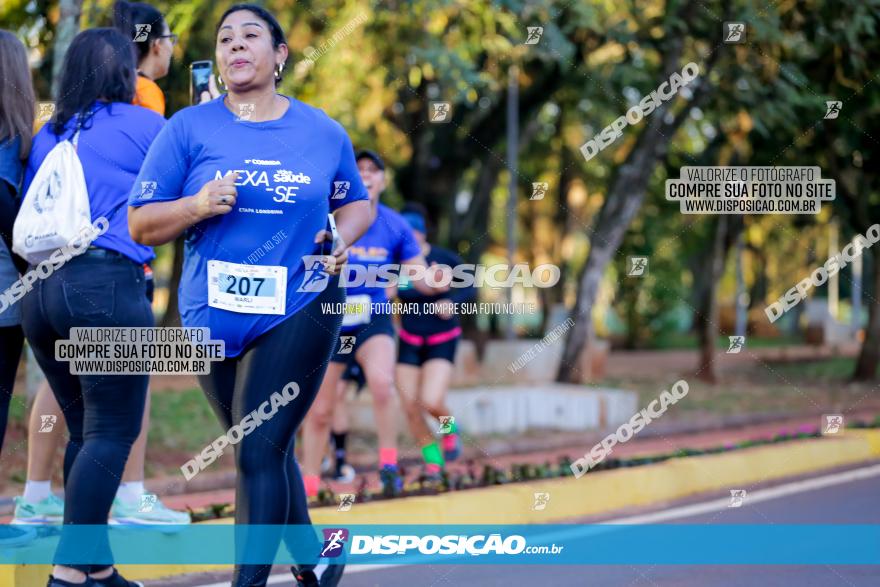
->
<box><xmin>164</xmin><ymin>463</ymin><xmax>880</xmax><ymax>587</ymax></box>
<box><xmin>333</xmin><ymin>464</ymin><xmax>880</xmax><ymax>587</ymax></box>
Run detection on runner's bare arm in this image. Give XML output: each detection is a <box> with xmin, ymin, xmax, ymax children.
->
<box><xmin>333</xmin><ymin>199</ymin><xmax>374</xmax><ymax>250</ymax></box>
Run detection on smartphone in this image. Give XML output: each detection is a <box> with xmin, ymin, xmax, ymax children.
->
<box><xmin>325</xmin><ymin>213</ymin><xmax>342</xmax><ymax>255</ymax></box>
<box><xmin>190</xmin><ymin>60</ymin><xmax>213</xmax><ymax>105</ymax></box>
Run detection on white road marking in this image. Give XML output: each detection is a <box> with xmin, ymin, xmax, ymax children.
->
<box><xmin>185</xmin><ymin>463</ymin><xmax>880</xmax><ymax>585</ymax></box>
<box><xmin>602</xmin><ymin>461</ymin><xmax>880</xmax><ymax>525</ymax></box>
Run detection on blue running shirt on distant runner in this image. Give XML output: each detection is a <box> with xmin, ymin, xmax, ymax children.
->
<box><xmin>341</xmin><ymin>203</ymin><xmax>420</xmax><ymax>332</ymax></box>
<box><xmin>130</xmin><ymin>96</ymin><xmax>368</xmax><ymax>356</ymax></box>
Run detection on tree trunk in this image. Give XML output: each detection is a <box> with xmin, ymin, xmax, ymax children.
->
<box><xmin>556</xmin><ymin>4</ymin><xmax>719</xmax><ymax>382</ymax></box>
<box><xmin>853</xmin><ymin>252</ymin><xmax>880</xmax><ymax>380</ymax></box>
<box><xmin>696</xmin><ymin>217</ymin><xmax>728</xmax><ymax>383</ymax></box>
<box><xmin>689</xmin><ymin>247</ymin><xmax>713</xmax><ymax>333</ymax></box>
<box><xmin>555</xmin><ymin>156</ymin><xmax>652</xmax><ymax>382</ymax></box>
<box><xmin>51</xmin><ymin>0</ymin><xmax>83</xmax><ymax>98</ymax></box>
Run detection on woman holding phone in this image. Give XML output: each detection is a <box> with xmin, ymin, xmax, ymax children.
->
<box><xmin>128</xmin><ymin>5</ymin><xmax>372</xmax><ymax>586</ymax></box>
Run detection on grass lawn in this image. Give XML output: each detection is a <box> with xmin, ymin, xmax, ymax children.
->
<box><xmin>599</xmin><ymin>357</ymin><xmax>874</xmax><ymax>418</ymax></box>
<box><xmin>142</xmin><ymin>386</ymin><xmax>226</xmax><ymax>478</ymax></box>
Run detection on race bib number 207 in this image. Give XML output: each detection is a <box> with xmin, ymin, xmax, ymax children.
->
<box><xmin>208</xmin><ymin>260</ymin><xmax>287</xmax><ymax>315</ymax></box>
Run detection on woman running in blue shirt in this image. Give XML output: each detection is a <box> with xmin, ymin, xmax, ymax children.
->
<box><xmin>128</xmin><ymin>5</ymin><xmax>372</xmax><ymax>587</ymax></box>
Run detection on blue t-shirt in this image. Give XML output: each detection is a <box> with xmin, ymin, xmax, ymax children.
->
<box><xmin>130</xmin><ymin>96</ymin><xmax>368</xmax><ymax>357</ymax></box>
<box><xmin>24</xmin><ymin>102</ymin><xmax>164</xmax><ymax>264</ymax></box>
<box><xmin>342</xmin><ymin>203</ymin><xmax>421</xmax><ymax>330</ymax></box>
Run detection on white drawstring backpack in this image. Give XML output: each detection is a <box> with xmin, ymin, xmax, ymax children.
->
<box><xmin>13</xmin><ymin>116</ymin><xmax>92</xmax><ymax>265</ymax></box>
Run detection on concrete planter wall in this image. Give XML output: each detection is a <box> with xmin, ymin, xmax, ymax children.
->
<box><xmin>475</xmin><ymin>338</ymin><xmax>610</xmax><ymax>384</ymax></box>
<box><xmin>445</xmin><ymin>384</ymin><xmax>637</xmax><ymax>435</ymax></box>
<box><xmin>348</xmin><ymin>384</ymin><xmax>637</xmax><ymax>437</ymax></box>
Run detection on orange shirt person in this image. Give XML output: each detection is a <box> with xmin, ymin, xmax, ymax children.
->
<box><xmin>114</xmin><ymin>1</ymin><xmax>174</xmax><ymax>117</ymax></box>
<box><xmin>134</xmin><ymin>74</ymin><xmax>166</xmax><ymax>116</ymax></box>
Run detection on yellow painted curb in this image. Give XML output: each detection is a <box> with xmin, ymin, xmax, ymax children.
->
<box><xmin>310</xmin><ymin>430</ymin><xmax>880</xmax><ymax>524</ymax></box>
<box><xmin>5</xmin><ymin>430</ymin><xmax>879</xmax><ymax>586</ymax></box>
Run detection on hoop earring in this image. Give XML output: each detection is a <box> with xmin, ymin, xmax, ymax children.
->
<box><xmin>217</xmin><ymin>74</ymin><xmax>226</xmax><ymax>90</ymax></box>
<box><xmin>275</xmin><ymin>63</ymin><xmax>284</xmax><ymax>80</ymax></box>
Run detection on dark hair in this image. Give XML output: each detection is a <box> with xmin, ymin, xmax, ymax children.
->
<box><xmin>113</xmin><ymin>0</ymin><xmax>166</xmax><ymax>65</ymax></box>
<box><xmin>217</xmin><ymin>4</ymin><xmax>287</xmax><ymax>85</ymax></box>
<box><xmin>0</xmin><ymin>31</ymin><xmax>35</xmax><ymax>159</ymax></box>
<box><xmin>52</xmin><ymin>28</ymin><xmax>136</xmax><ymax>135</ymax></box>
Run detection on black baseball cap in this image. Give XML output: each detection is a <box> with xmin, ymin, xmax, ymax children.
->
<box><xmin>355</xmin><ymin>149</ymin><xmax>385</xmax><ymax>171</ymax></box>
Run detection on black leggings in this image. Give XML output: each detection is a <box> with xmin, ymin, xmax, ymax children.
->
<box><xmin>0</xmin><ymin>325</ymin><xmax>24</xmax><ymax>458</ymax></box>
<box><xmin>197</xmin><ymin>277</ymin><xmax>344</xmax><ymax>587</ymax></box>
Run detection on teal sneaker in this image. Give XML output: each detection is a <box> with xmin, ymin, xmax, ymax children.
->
<box><xmin>0</xmin><ymin>525</ymin><xmax>37</xmax><ymax>547</ymax></box>
<box><xmin>109</xmin><ymin>496</ymin><xmax>191</xmax><ymax>526</ymax></box>
<box><xmin>11</xmin><ymin>494</ymin><xmax>64</xmax><ymax>525</ymax></box>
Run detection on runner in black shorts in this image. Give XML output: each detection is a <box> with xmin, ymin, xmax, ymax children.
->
<box><xmin>301</xmin><ymin>150</ymin><xmax>450</xmax><ymax>498</ymax></box>
<box><xmin>396</xmin><ymin>205</ymin><xmax>475</xmax><ymax>468</ymax></box>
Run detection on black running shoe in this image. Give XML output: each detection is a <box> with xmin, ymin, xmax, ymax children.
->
<box><xmin>90</xmin><ymin>568</ymin><xmax>143</xmax><ymax>587</ymax></box>
<box><xmin>293</xmin><ymin>566</ymin><xmax>319</xmax><ymax>586</ymax></box>
<box><xmin>379</xmin><ymin>464</ymin><xmax>403</xmax><ymax>498</ymax></box>
<box><xmin>294</xmin><ymin>559</ymin><xmax>346</xmax><ymax>586</ymax></box>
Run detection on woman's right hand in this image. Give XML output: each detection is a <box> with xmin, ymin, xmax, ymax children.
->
<box><xmin>188</xmin><ymin>172</ymin><xmax>238</xmax><ymax>221</ymax></box>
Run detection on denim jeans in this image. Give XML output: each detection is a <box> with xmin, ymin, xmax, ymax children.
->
<box><xmin>22</xmin><ymin>250</ymin><xmax>152</xmax><ymax>572</ymax></box>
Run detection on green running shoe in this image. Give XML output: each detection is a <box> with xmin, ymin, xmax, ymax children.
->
<box><xmin>11</xmin><ymin>494</ymin><xmax>64</xmax><ymax>525</ymax></box>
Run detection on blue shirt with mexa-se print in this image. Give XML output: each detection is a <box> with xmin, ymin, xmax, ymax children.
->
<box><xmin>130</xmin><ymin>96</ymin><xmax>368</xmax><ymax>356</ymax></box>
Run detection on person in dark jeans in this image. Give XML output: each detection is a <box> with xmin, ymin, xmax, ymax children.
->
<box><xmin>21</xmin><ymin>28</ymin><xmax>164</xmax><ymax>587</ymax></box>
